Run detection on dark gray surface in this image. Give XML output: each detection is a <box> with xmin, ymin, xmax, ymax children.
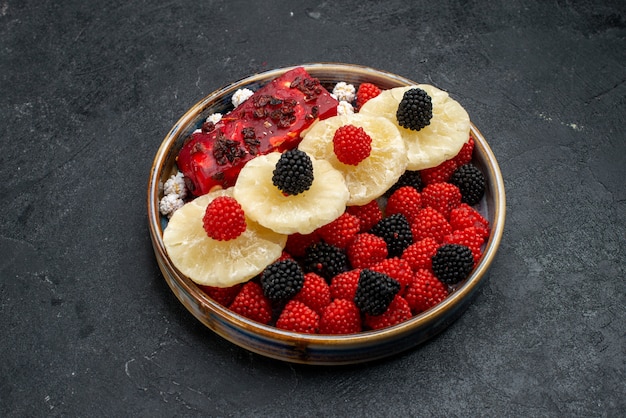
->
<box><xmin>1</xmin><ymin>0</ymin><xmax>624</xmax><ymax>416</ymax></box>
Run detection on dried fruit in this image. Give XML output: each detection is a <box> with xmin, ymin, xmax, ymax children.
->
<box><xmin>234</xmin><ymin>151</ymin><xmax>349</xmax><ymax>235</ymax></box>
<box><xmin>163</xmin><ymin>188</ymin><xmax>286</xmax><ymax>287</ymax></box>
<box><xmin>300</xmin><ymin>113</ymin><xmax>407</xmax><ymax>205</ymax></box>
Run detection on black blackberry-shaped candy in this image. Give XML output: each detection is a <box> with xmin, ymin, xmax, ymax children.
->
<box><xmin>370</xmin><ymin>213</ymin><xmax>413</xmax><ymax>258</ymax></box>
<box><xmin>384</xmin><ymin>170</ymin><xmax>423</xmax><ymax>197</ymax></box>
<box><xmin>261</xmin><ymin>259</ymin><xmax>305</xmax><ymax>304</ymax></box>
<box><xmin>354</xmin><ymin>269</ymin><xmax>401</xmax><ymax>316</ymax></box>
<box><xmin>449</xmin><ymin>163</ymin><xmax>486</xmax><ymax>206</ymax></box>
<box><xmin>396</xmin><ymin>88</ymin><xmax>433</xmax><ymax>131</ymax></box>
<box><xmin>431</xmin><ymin>244</ymin><xmax>474</xmax><ymax>285</ymax></box>
<box><xmin>272</xmin><ymin>149</ymin><xmax>314</xmax><ymax>195</ymax></box>
<box><xmin>303</xmin><ymin>242</ymin><xmax>351</xmax><ymax>282</ymax></box>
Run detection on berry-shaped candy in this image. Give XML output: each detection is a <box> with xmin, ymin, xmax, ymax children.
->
<box><xmin>346</xmin><ymin>200</ymin><xmax>383</xmax><ymax>232</ymax></box>
<box><xmin>202</xmin><ymin>196</ymin><xmax>247</xmax><ymax>241</ymax></box>
<box><xmin>329</xmin><ymin>269</ymin><xmax>362</xmax><ymax>301</ymax></box>
<box><xmin>449</xmin><ymin>203</ymin><xmax>490</xmax><ymax>236</ymax></box>
<box><xmin>385</xmin><ymin>186</ymin><xmax>422</xmax><ymax>223</ymax></box>
<box><xmin>370</xmin><ymin>257</ymin><xmax>414</xmax><ymax>293</ymax></box>
<box><xmin>261</xmin><ymin>259</ymin><xmax>305</xmax><ymax>304</ymax></box>
<box><xmin>317</xmin><ymin>212</ymin><xmax>361</xmax><ymax>249</ymax></box>
<box><xmin>272</xmin><ymin>148</ymin><xmax>314</xmax><ymax>196</ymax></box>
<box><xmin>404</xmin><ymin>269</ymin><xmax>448</xmax><ymax>314</ymax></box>
<box><xmin>229</xmin><ymin>281</ymin><xmax>273</xmax><ymax>324</ymax></box>
<box><xmin>199</xmin><ymin>284</ymin><xmax>243</xmax><ymax>307</ymax></box>
<box><xmin>370</xmin><ymin>213</ymin><xmax>413</xmax><ymax>258</ymax></box>
<box><xmin>275</xmin><ymin>300</ymin><xmax>320</xmax><ymax>334</ymax></box>
<box><xmin>420</xmin><ymin>159</ymin><xmax>457</xmax><ymax>186</ymax></box>
<box><xmin>396</xmin><ymin>88</ymin><xmax>433</xmax><ymax>131</ymax></box>
<box><xmin>449</xmin><ymin>163</ymin><xmax>486</xmax><ymax>206</ymax></box>
<box><xmin>293</xmin><ymin>272</ymin><xmax>331</xmax><ymax>315</ymax></box>
<box><xmin>443</xmin><ymin>227</ymin><xmax>486</xmax><ymax>264</ymax></box>
<box><xmin>354</xmin><ymin>269</ymin><xmax>401</xmax><ymax>316</ymax></box>
<box><xmin>431</xmin><ymin>244</ymin><xmax>474</xmax><ymax>285</ymax></box>
<box><xmin>285</xmin><ymin>231</ymin><xmax>320</xmax><ymax>258</ymax></box>
<box><xmin>452</xmin><ymin>136</ymin><xmax>475</xmax><ymax>166</ymax></box>
<box><xmin>421</xmin><ymin>182</ymin><xmax>462</xmax><ymax>220</ymax></box>
<box><xmin>333</xmin><ymin>124</ymin><xmax>372</xmax><ymax>166</ymax></box>
<box><xmin>319</xmin><ymin>298</ymin><xmax>362</xmax><ymax>334</ymax></box>
<box><xmin>303</xmin><ymin>242</ymin><xmax>351</xmax><ymax>282</ymax></box>
<box><xmin>385</xmin><ymin>170</ymin><xmax>423</xmax><ymax>197</ymax></box>
<box><xmin>364</xmin><ymin>295</ymin><xmax>412</xmax><ymax>330</ymax></box>
<box><xmin>347</xmin><ymin>233</ymin><xmax>388</xmax><ymax>269</ymax></box>
<box><xmin>356</xmin><ymin>82</ymin><xmax>382</xmax><ymax>109</ymax></box>
<box><xmin>401</xmin><ymin>237</ymin><xmax>439</xmax><ymax>272</ymax></box>
<box><xmin>411</xmin><ymin>207</ymin><xmax>452</xmax><ymax>243</ymax></box>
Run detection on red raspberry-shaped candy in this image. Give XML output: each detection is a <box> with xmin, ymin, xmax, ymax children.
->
<box><xmin>411</xmin><ymin>207</ymin><xmax>452</xmax><ymax>243</ymax></box>
<box><xmin>347</xmin><ymin>233</ymin><xmax>388</xmax><ymax>269</ymax></box>
<box><xmin>356</xmin><ymin>82</ymin><xmax>382</xmax><ymax>109</ymax></box>
<box><xmin>401</xmin><ymin>237</ymin><xmax>439</xmax><ymax>272</ymax></box>
<box><xmin>333</xmin><ymin>124</ymin><xmax>372</xmax><ymax>166</ymax></box>
<box><xmin>369</xmin><ymin>257</ymin><xmax>414</xmax><ymax>293</ymax></box>
<box><xmin>420</xmin><ymin>159</ymin><xmax>458</xmax><ymax>186</ymax></box>
<box><xmin>229</xmin><ymin>282</ymin><xmax>272</xmax><ymax>325</ymax></box>
<box><xmin>449</xmin><ymin>203</ymin><xmax>490</xmax><ymax>236</ymax></box>
<box><xmin>276</xmin><ymin>300</ymin><xmax>320</xmax><ymax>334</ymax></box>
<box><xmin>202</xmin><ymin>196</ymin><xmax>247</xmax><ymax>241</ymax></box>
<box><xmin>294</xmin><ymin>272</ymin><xmax>332</xmax><ymax>315</ymax></box>
<box><xmin>364</xmin><ymin>295</ymin><xmax>412</xmax><ymax>330</ymax></box>
<box><xmin>452</xmin><ymin>136</ymin><xmax>475</xmax><ymax>166</ymax></box>
<box><xmin>317</xmin><ymin>212</ymin><xmax>360</xmax><ymax>249</ymax></box>
<box><xmin>404</xmin><ymin>269</ymin><xmax>448</xmax><ymax>314</ymax></box>
<box><xmin>443</xmin><ymin>227</ymin><xmax>486</xmax><ymax>265</ymax></box>
<box><xmin>421</xmin><ymin>182</ymin><xmax>462</xmax><ymax>220</ymax></box>
<box><xmin>319</xmin><ymin>298</ymin><xmax>362</xmax><ymax>334</ymax></box>
<box><xmin>346</xmin><ymin>200</ymin><xmax>383</xmax><ymax>232</ymax></box>
<box><xmin>385</xmin><ymin>186</ymin><xmax>422</xmax><ymax>223</ymax></box>
<box><xmin>285</xmin><ymin>231</ymin><xmax>320</xmax><ymax>257</ymax></box>
<box><xmin>329</xmin><ymin>269</ymin><xmax>361</xmax><ymax>301</ymax></box>
<box><xmin>199</xmin><ymin>284</ymin><xmax>243</xmax><ymax>307</ymax></box>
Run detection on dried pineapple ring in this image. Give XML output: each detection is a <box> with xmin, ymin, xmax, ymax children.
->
<box><xmin>360</xmin><ymin>84</ymin><xmax>470</xmax><ymax>170</ymax></box>
<box><xmin>234</xmin><ymin>152</ymin><xmax>349</xmax><ymax>235</ymax></box>
<box><xmin>299</xmin><ymin>113</ymin><xmax>408</xmax><ymax>205</ymax></box>
<box><xmin>163</xmin><ymin>188</ymin><xmax>287</xmax><ymax>287</ymax></box>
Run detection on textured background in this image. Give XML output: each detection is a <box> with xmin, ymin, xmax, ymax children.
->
<box><xmin>1</xmin><ymin>0</ymin><xmax>624</xmax><ymax>416</ymax></box>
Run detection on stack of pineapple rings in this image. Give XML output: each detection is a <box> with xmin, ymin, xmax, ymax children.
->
<box><xmin>163</xmin><ymin>83</ymin><xmax>470</xmax><ymax>287</ymax></box>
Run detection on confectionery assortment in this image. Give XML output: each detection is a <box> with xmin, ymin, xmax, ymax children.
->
<box><xmin>159</xmin><ymin>67</ymin><xmax>490</xmax><ymax>334</ymax></box>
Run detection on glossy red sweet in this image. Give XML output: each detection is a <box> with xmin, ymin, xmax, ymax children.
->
<box><xmin>177</xmin><ymin>67</ymin><xmax>339</xmax><ymax>196</ymax></box>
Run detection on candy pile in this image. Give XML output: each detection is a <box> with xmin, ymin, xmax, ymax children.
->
<box><xmin>160</xmin><ymin>67</ymin><xmax>490</xmax><ymax>334</ymax></box>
